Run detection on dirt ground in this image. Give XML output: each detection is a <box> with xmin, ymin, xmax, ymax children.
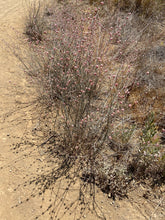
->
<box><xmin>0</xmin><ymin>0</ymin><xmax>164</xmax><ymax>219</ymax></box>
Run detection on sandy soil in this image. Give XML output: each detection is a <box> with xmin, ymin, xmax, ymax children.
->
<box><xmin>0</xmin><ymin>0</ymin><xmax>164</xmax><ymax>220</ymax></box>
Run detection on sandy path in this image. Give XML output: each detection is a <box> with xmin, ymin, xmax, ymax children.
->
<box><xmin>0</xmin><ymin>1</ymin><xmax>40</xmax><ymax>219</ymax></box>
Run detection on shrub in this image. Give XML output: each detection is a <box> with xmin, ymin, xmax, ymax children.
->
<box><xmin>19</xmin><ymin>1</ymin><xmax>164</xmax><ymax>204</ymax></box>
<box><xmin>21</xmin><ymin>3</ymin><xmax>139</xmax><ymax>196</ymax></box>
<box><xmin>24</xmin><ymin>1</ymin><xmax>46</xmax><ymax>42</ymax></box>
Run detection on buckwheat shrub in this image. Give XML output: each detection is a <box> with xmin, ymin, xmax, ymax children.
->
<box><xmin>22</xmin><ymin>4</ymin><xmax>138</xmax><ymax>194</ymax></box>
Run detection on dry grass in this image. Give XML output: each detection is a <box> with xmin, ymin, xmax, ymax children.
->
<box><xmin>90</xmin><ymin>0</ymin><xmax>165</xmax><ymax>18</ymax></box>
<box><xmin>24</xmin><ymin>1</ymin><xmax>46</xmax><ymax>42</ymax></box>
